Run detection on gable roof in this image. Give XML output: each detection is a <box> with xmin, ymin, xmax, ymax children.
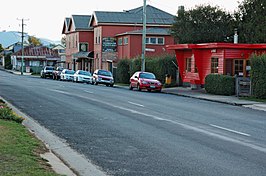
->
<box><xmin>90</xmin><ymin>5</ymin><xmax>174</xmax><ymax>26</ymax></box>
<box><xmin>67</xmin><ymin>15</ymin><xmax>93</xmax><ymax>32</ymax></box>
<box><xmin>62</xmin><ymin>17</ymin><xmax>71</xmax><ymax>34</ymax></box>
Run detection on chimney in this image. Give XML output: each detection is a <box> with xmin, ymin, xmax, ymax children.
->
<box><xmin>178</xmin><ymin>6</ymin><xmax>185</xmax><ymax>15</ymax></box>
<box><xmin>234</xmin><ymin>28</ymin><xmax>238</xmax><ymax>44</ymax></box>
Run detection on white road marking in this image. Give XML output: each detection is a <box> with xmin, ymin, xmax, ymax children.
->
<box><xmin>84</xmin><ymin>90</ymin><xmax>94</xmax><ymax>94</ymax></box>
<box><xmin>210</xmin><ymin>124</ymin><xmax>251</xmax><ymax>137</ymax></box>
<box><xmin>49</xmin><ymin>89</ymin><xmax>266</xmax><ymax>153</ymax></box>
<box><xmin>128</xmin><ymin>101</ymin><xmax>144</xmax><ymax>107</ymax></box>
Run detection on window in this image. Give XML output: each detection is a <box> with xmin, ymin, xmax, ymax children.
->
<box><xmin>124</xmin><ymin>37</ymin><xmax>128</xmax><ymax>45</ymax></box>
<box><xmin>211</xmin><ymin>58</ymin><xmax>219</xmax><ymax>73</ymax></box>
<box><xmin>146</xmin><ymin>37</ymin><xmax>165</xmax><ymax>45</ymax></box>
<box><xmin>234</xmin><ymin>59</ymin><xmax>244</xmax><ymax>76</ymax></box>
<box><xmin>158</xmin><ymin>38</ymin><xmax>164</xmax><ymax>44</ymax></box>
<box><xmin>186</xmin><ymin>58</ymin><xmax>192</xmax><ymax>72</ymax></box>
<box><xmin>118</xmin><ymin>38</ymin><xmax>123</xmax><ymax>45</ymax></box>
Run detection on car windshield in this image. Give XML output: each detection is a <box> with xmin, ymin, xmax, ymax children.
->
<box><xmin>66</xmin><ymin>70</ymin><xmax>75</xmax><ymax>74</ymax></box>
<box><xmin>139</xmin><ymin>73</ymin><xmax>156</xmax><ymax>79</ymax></box>
<box><xmin>79</xmin><ymin>71</ymin><xmax>91</xmax><ymax>76</ymax></box>
<box><xmin>98</xmin><ymin>70</ymin><xmax>112</xmax><ymax>77</ymax></box>
<box><xmin>46</xmin><ymin>67</ymin><xmax>54</xmax><ymax>70</ymax></box>
<box><xmin>57</xmin><ymin>67</ymin><xmax>64</xmax><ymax>71</ymax></box>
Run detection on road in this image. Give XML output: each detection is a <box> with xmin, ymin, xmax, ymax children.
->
<box><xmin>1</xmin><ymin>70</ymin><xmax>266</xmax><ymax>176</ymax></box>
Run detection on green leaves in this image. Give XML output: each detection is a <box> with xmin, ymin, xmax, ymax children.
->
<box><xmin>205</xmin><ymin>74</ymin><xmax>235</xmax><ymax>95</ymax></box>
<box><xmin>171</xmin><ymin>5</ymin><xmax>235</xmax><ymax>44</ymax></box>
<box><xmin>250</xmin><ymin>54</ymin><xmax>266</xmax><ymax>98</ymax></box>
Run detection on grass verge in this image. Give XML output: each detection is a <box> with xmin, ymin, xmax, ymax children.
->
<box><xmin>0</xmin><ymin>100</ymin><xmax>62</xmax><ymax>176</ymax></box>
<box><xmin>240</xmin><ymin>97</ymin><xmax>266</xmax><ymax>103</ymax></box>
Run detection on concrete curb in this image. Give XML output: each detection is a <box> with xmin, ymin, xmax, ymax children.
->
<box><xmin>0</xmin><ymin>96</ymin><xmax>108</xmax><ymax>176</ymax></box>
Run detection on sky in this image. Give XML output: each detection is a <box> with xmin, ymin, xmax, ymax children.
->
<box><xmin>0</xmin><ymin>0</ymin><xmax>242</xmax><ymax>42</ymax></box>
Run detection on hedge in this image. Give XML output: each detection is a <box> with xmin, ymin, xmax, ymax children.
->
<box><xmin>250</xmin><ymin>54</ymin><xmax>266</xmax><ymax>99</ymax></box>
<box><xmin>116</xmin><ymin>54</ymin><xmax>177</xmax><ymax>85</ymax></box>
<box><xmin>205</xmin><ymin>74</ymin><xmax>235</xmax><ymax>95</ymax></box>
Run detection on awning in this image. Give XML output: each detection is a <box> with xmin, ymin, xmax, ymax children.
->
<box><xmin>72</xmin><ymin>51</ymin><xmax>94</xmax><ymax>59</ymax></box>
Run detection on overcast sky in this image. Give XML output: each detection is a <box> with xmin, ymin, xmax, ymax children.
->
<box><xmin>1</xmin><ymin>0</ymin><xmax>241</xmax><ymax>41</ymax></box>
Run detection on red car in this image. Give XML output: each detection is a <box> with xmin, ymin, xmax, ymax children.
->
<box><xmin>129</xmin><ymin>71</ymin><xmax>162</xmax><ymax>92</ymax></box>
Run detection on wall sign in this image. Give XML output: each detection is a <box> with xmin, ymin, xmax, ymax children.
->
<box><xmin>102</xmin><ymin>37</ymin><xmax>117</xmax><ymax>52</ymax></box>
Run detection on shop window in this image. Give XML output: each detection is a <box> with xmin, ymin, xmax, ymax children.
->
<box><xmin>157</xmin><ymin>37</ymin><xmax>164</xmax><ymax>45</ymax></box>
<box><xmin>150</xmin><ymin>38</ymin><xmax>156</xmax><ymax>44</ymax></box>
<box><xmin>186</xmin><ymin>58</ymin><xmax>192</xmax><ymax>72</ymax></box>
<box><xmin>146</xmin><ymin>37</ymin><xmax>165</xmax><ymax>45</ymax></box>
<box><xmin>211</xmin><ymin>58</ymin><xmax>219</xmax><ymax>73</ymax></box>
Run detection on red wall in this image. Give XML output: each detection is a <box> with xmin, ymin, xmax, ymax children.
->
<box><xmin>79</xmin><ymin>31</ymin><xmax>94</xmax><ymax>52</ymax></box>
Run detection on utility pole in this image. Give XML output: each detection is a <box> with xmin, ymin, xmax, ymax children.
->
<box><xmin>141</xmin><ymin>0</ymin><xmax>147</xmax><ymax>72</ymax></box>
<box><xmin>17</xmin><ymin>18</ymin><xmax>29</xmax><ymax>75</ymax></box>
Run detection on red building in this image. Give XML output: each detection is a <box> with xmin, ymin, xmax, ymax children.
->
<box><xmin>62</xmin><ymin>5</ymin><xmax>175</xmax><ymax>72</ymax></box>
<box><xmin>167</xmin><ymin>43</ymin><xmax>266</xmax><ymax>86</ymax></box>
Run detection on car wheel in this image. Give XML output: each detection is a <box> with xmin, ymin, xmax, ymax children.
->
<box><xmin>95</xmin><ymin>82</ymin><xmax>98</xmax><ymax>85</ymax></box>
<box><xmin>148</xmin><ymin>89</ymin><xmax>151</xmax><ymax>92</ymax></box>
<box><xmin>110</xmin><ymin>84</ymin><xmax>114</xmax><ymax>87</ymax></box>
<box><xmin>129</xmin><ymin>83</ymin><xmax>133</xmax><ymax>90</ymax></box>
<box><xmin>137</xmin><ymin>84</ymin><xmax>141</xmax><ymax>91</ymax></box>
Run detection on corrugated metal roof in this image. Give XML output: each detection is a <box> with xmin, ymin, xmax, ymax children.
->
<box><xmin>94</xmin><ymin>5</ymin><xmax>174</xmax><ymax>25</ymax></box>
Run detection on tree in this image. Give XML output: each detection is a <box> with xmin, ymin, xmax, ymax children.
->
<box><xmin>28</xmin><ymin>36</ymin><xmax>42</xmax><ymax>46</ymax></box>
<box><xmin>0</xmin><ymin>44</ymin><xmax>3</xmax><ymax>53</ymax></box>
<box><xmin>237</xmin><ymin>0</ymin><xmax>266</xmax><ymax>43</ymax></box>
<box><xmin>171</xmin><ymin>5</ymin><xmax>236</xmax><ymax>44</ymax></box>
<box><xmin>61</xmin><ymin>36</ymin><xmax>66</xmax><ymax>47</ymax></box>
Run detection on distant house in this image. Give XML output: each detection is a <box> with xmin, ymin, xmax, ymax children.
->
<box><xmin>11</xmin><ymin>46</ymin><xmax>60</xmax><ymax>73</ymax></box>
<box><xmin>62</xmin><ymin>5</ymin><xmax>175</xmax><ymax>73</ymax></box>
<box><xmin>52</xmin><ymin>44</ymin><xmax>66</xmax><ymax>68</ymax></box>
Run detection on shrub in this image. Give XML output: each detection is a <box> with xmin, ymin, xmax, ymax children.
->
<box><xmin>205</xmin><ymin>74</ymin><xmax>235</xmax><ymax>95</ymax></box>
<box><xmin>250</xmin><ymin>54</ymin><xmax>266</xmax><ymax>99</ymax></box>
<box><xmin>116</xmin><ymin>59</ymin><xmax>131</xmax><ymax>84</ymax></box>
<box><xmin>116</xmin><ymin>54</ymin><xmax>177</xmax><ymax>86</ymax></box>
<box><xmin>0</xmin><ymin>101</ymin><xmax>24</xmax><ymax>123</ymax></box>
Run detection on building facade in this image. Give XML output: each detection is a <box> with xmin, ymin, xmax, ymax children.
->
<box><xmin>62</xmin><ymin>5</ymin><xmax>175</xmax><ymax>73</ymax></box>
<box><xmin>167</xmin><ymin>43</ymin><xmax>266</xmax><ymax>86</ymax></box>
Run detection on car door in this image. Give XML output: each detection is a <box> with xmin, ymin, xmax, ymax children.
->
<box><xmin>130</xmin><ymin>72</ymin><xmax>139</xmax><ymax>88</ymax></box>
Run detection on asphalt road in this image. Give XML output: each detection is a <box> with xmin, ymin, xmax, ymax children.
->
<box><xmin>1</xmin><ymin>70</ymin><xmax>266</xmax><ymax>176</ymax></box>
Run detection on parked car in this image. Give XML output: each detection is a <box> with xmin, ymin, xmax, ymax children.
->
<box><xmin>129</xmin><ymin>71</ymin><xmax>162</xmax><ymax>92</ymax></box>
<box><xmin>73</xmin><ymin>70</ymin><xmax>93</xmax><ymax>84</ymax></box>
<box><xmin>92</xmin><ymin>69</ymin><xmax>114</xmax><ymax>87</ymax></box>
<box><xmin>60</xmin><ymin>69</ymin><xmax>75</xmax><ymax>81</ymax></box>
<box><xmin>52</xmin><ymin>66</ymin><xmax>64</xmax><ymax>80</ymax></box>
<box><xmin>40</xmin><ymin>66</ymin><xmax>54</xmax><ymax>78</ymax></box>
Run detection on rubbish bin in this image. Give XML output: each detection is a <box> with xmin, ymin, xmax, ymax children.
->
<box><xmin>165</xmin><ymin>74</ymin><xmax>171</xmax><ymax>84</ymax></box>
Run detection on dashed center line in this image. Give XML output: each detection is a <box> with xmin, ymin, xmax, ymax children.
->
<box><xmin>84</xmin><ymin>90</ymin><xmax>94</xmax><ymax>94</ymax></box>
<box><xmin>210</xmin><ymin>124</ymin><xmax>251</xmax><ymax>137</ymax></box>
<box><xmin>128</xmin><ymin>101</ymin><xmax>144</xmax><ymax>107</ymax></box>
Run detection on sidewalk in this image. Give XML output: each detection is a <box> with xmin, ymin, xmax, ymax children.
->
<box><xmin>162</xmin><ymin>87</ymin><xmax>266</xmax><ymax>112</ymax></box>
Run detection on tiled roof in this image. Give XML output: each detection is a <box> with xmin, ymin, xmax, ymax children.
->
<box><xmin>72</xmin><ymin>15</ymin><xmax>92</xmax><ymax>30</ymax></box>
<box><xmin>93</xmin><ymin>5</ymin><xmax>174</xmax><ymax>25</ymax></box>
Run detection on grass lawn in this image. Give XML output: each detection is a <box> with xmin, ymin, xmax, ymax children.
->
<box><xmin>0</xmin><ymin>119</ymin><xmax>62</xmax><ymax>176</ymax></box>
<box><xmin>240</xmin><ymin>97</ymin><xmax>266</xmax><ymax>103</ymax></box>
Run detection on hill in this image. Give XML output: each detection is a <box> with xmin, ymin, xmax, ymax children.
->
<box><xmin>0</xmin><ymin>31</ymin><xmax>60</xmax><ymax>48</ymax></box>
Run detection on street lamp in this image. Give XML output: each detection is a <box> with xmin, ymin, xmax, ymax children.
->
<box><xmin>141</xmin><ymin>0</ymin><xmax>147</xmax><ymax>72</ymax></box>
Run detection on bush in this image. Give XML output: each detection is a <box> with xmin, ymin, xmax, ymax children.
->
<box><xmin>116</xmin><ymin>54</ymin><xmax>177</xmax><ymax>85</ymax></box>
<box><xmin>116</xmin><ymin>59</ymin><xmax>131</xmax><ymax>84</ymax></box>
<box><xmin>250</xmin><ymin>54</ymin><xmax>266</xmax><ymax>99</ymax></box>
<box><xmin>0</xmin><ymin>101</ymin><xmax>24</xmax><ymax>123</ymax></box>
<box><xmin>205</xmin><ymin>74</ymin><xmax>235</xmax><ymax>95</ymax></box>
<box><xmin>4</xmin><ymin>54</ymin><xmax>12</xmax><ymax>70</ymax></box>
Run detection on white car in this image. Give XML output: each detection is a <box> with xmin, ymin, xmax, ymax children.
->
<box><xmin>60</xmin><ymin>69</ymin><xmax>75</xmax><ymax>81</ymax></box>
<box><xmin>73</xmin><ymin>70</ymin><xmax>93</xmax><ymax>84</ymax></box>
<box><xmin>92</xmin><ymin>69</ymin><xmax>114</xmax><ymax>87</ymax></box>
